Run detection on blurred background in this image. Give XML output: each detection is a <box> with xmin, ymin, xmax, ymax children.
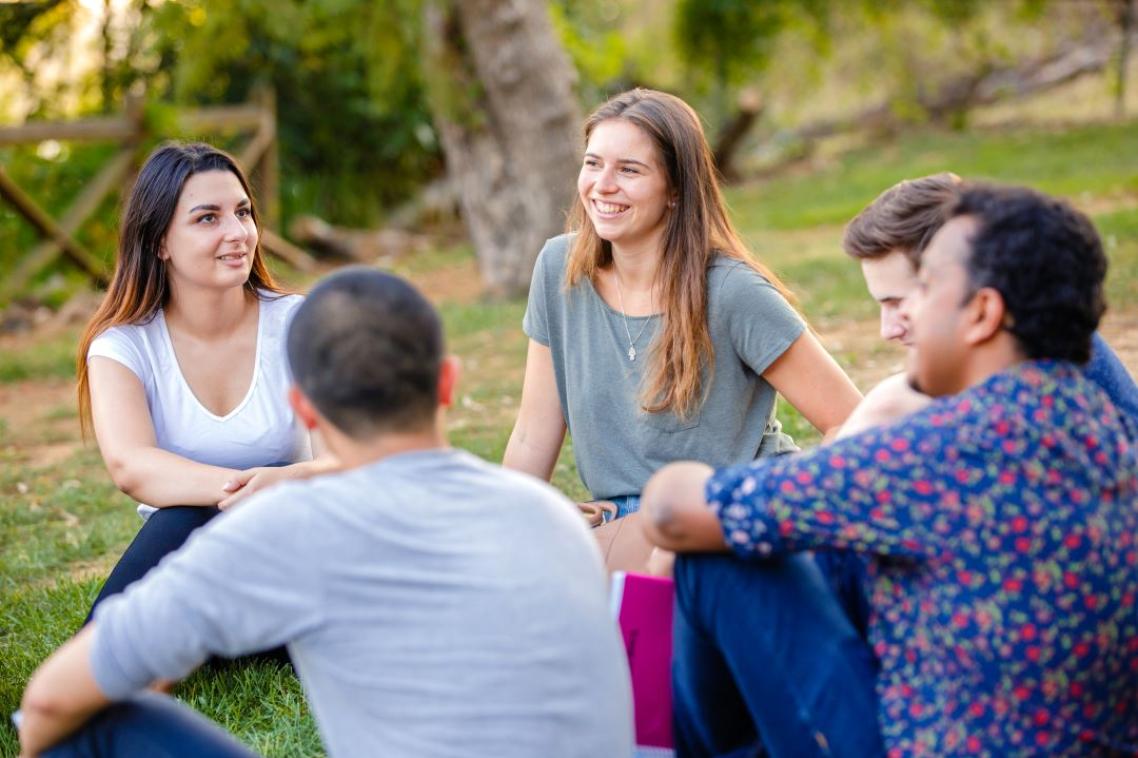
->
<box><xmin>2</xmin><ymin>3</ymin><xmax>1138</xmax><ymax>754</ymax></box>
<box><xmin>2</xmin><ymin>0</ymin><xmax>1136</xmax><ymax>309</ymax></box>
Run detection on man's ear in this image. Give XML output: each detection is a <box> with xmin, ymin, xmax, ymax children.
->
<box><xmin>962</xmin><ymin>287</ymin><xmax>1008</xmax><ymax>346</ymax></box>
<box><xmin>437</xmin><ymin>356</ymin><xmax>461</xmax><ymax>408</ymax></box>
<box><xmin>288</xmin><ymin>385</ymin><xmax>319</xmax><ymax>430</ymax></box>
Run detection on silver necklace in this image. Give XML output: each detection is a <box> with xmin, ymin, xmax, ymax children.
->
<box><xmin>612</xmin><ymin>268</ymin><xmax>652</xmax><ymax>362</ymax></box>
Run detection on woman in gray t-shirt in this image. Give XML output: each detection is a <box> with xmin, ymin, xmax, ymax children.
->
<box><xmin>503</xmin><ymin>89</ymin><xmax>862</xmax><ymax>522</ymax></box>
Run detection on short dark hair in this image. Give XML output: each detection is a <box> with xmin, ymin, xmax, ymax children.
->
<box><xmin>287</xmin><ymin>267</ymin><xmax>443</xmax><ymax>438</ymax></box>
<box><xmin>842</xmin><ymin>173</ymin><xmax>962</xmax><ymax>265</ymax></box>
<box><xmin>948</xmin><ymin>184</ymin><xmax>1106</xmax><ymax>364</ymax></box>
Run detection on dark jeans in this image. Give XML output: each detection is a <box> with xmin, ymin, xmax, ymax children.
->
<box><xmin>86</xmin><ymin>506</ymin><xmax>221</xmax><ymax>623</ymax></box>
<box><xmin>84</xmin><ymin>506</ymin><xmax>290</xmax><ymax>668</ymax></box>
<box><xmin>671</xmin><ymin>552</ymin><xmax>885</xmax><ymax>758</ymax></box>
<box><xmin>42</xmin><ymin>692</ymin><xmax>258</xmax><ymax>758</ymax></box>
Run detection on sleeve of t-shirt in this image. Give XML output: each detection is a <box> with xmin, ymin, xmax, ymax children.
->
<box><xmin>88</xmin><ymin>486</ymin><xmax>325</xmax><ymax>699</ymax></box>
<box><xmin>279</xmin><ymin>293</ymin><xmax>305</xmax><ymax>329</ymax></box>
<box><xmin>87</xmin><ymin>327</ymin><xmax>147</xmax><ymax>385</ymax></box>
<box><xmin>267</xmin><ymin>293</ymin><xmax>305</xmax><ymax>381</ymax></box>
<box><xmin>707</xmin><ymin>408</ymin><xmax>956</xmax><ymax>561</ymax></box>
<box><xmin>717</xmin><ymin>263</ymin><xmax>807</xmax><ymax>375</ymax></box>
<box><xmin>522</xmin><ymin>238</ymin><xmax>558</xmax><ymax>347</ymax></box>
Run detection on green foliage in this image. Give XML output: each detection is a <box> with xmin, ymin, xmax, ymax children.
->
<box><xmin>144</xmin><ymin>0</ymin><xmax>440</xmax><ymax>227</ymax></box>
<box><xmin>550</xmin><ymin>1</ymin><xmax>633</xmax><ymax>102</ymax></box>
<box><xmin>673</xmin><ymin>0</ymin><xmax>830</xmax><ymax>121</ymax></box>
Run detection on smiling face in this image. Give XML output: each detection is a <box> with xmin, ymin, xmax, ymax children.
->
<box><xmin>861</xmin><ymin>249</ymin><xmax>919</xmax><ymax>344</ymax></box>
<box><xmin>903</xmin><ymin>215</ymin><xmax>980</xmax><ymax>397</ymax></box>
<box><xmin>160</xmin><ymin>169</ymin><xmax>258</xmax><ymax>295</ymax></box>
<box><xmin>578</xmin><ymin>118</ymin><xmax>672</xmax><ymax>254</ymax></box>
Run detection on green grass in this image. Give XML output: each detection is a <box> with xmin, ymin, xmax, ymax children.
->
<box><xmin>0</xmin><ymin>331</ymin><xmax>78</xmax><ymax>384</ymax></box>
<box><xmin>3</xmin><ymin>119</ymin><xmax>1138</xmax><ymax>756</ymax></box>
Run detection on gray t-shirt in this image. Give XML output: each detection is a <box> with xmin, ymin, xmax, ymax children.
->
<box><xmin>91</xmin><ymin>448</ymin><xmax>633</xmax><ymax>758</ymax></box>
<box><xmin>523</xmin><ymin>234</ymin><xmax>805</xmax><ymax>501</ymax></box>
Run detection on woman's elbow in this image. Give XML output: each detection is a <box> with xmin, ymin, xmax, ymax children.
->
<box><xmin>103</xmin><ymin>455</ymin><xmax>143</xmax><ymax>499</ymax></box>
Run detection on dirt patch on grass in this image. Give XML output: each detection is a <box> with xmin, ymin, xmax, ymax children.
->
<box><xmin>413</xmin><ymin>257</ymin><xmax>484</xmax><ymax>305</ymax></box>
<box><xmin>0</xmin><ymin>378</ymin><xmax>83</xmax><ymax>468</ymax></box>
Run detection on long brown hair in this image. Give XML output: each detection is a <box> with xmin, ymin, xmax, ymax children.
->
<box><xmin>565</xmin><ymin>88</ymin><xmax>794</xmax><ymax>418</ymax></box>
<box><xmin>76</xmin><ymin>141</ymin><xmax>286</xmax><ymax>435</ymax></box>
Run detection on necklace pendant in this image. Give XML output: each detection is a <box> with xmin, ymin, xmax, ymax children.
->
<box><xmin>628</xmin><ymin>346</ymin><xmax>636</xmax><ymax>361</ymax></box>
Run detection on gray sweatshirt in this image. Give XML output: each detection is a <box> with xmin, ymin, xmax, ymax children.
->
<box><xmin>91</xmin><ymin>448</ymin><xmax>633</xmax><ymax>758</ymax></box>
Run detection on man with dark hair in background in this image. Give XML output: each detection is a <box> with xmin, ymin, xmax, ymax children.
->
<box><xmin>839</xmin><ymin>173</ymin><xmax>1138</xmax><ymax>434</ymax></box>
<box><xmin>641</xmin><ymin>185</ymin><xmax>1138</xmax><ymax>755</ymax></box>
<box><xmin>19</xmin><ymin>268</ymin><xmax>633</xmax><ymax>757</ymax></box>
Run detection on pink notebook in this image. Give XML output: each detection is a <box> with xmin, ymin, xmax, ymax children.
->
<box><xmin>611</xmin><ymin>571</ymin><xmax>675</xmax><ymax>753</ymax></box>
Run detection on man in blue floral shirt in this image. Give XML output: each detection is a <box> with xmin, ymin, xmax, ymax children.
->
<box><xmin>641</xmin><ymin>184</ymin><xmax>1138</xmax><ymax>757</ymax></box>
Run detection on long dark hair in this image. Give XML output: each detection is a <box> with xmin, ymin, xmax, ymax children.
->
<box><xmin>565</xmin><ymin>89</ymin><xmax>794</xmax><ymax>418</ymax></box>
<box><xmin>77</xmin><ymin>141</ymin><xmax>286</xmax><ymax>435</ymax></box>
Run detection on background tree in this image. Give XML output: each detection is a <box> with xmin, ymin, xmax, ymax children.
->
<box><xmin>422</xmin><ymin>0</ymin><xmax>581</xmax><ymax>298</ymax></box>
<box><xmin>672</xmin><ymin>0</ymin><xmax>830</xmax><ymax>177</ymax></box>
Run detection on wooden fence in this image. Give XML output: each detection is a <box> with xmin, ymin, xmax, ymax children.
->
<box><xmin>0</xmin><ymin>88</ymin><xmax>315</xmax><ymax>305</ymax></box>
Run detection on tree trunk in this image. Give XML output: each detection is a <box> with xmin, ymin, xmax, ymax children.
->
<box><xmin>1118</xmin><ymin>0</ymin><xmax>1135</xmax><ymax>117</ymax></box>
<box><xmin>713</xmin><ymin>88</ymin><xmax>764</xmax><ymax>182</ymax></box>
<box><xmin>422</xmin><ymin>0</ymin><xmax>581</xmax><ymax>298</ymax></box>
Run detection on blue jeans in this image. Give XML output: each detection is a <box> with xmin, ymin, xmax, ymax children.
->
<box><xmin>602</xmin><ymin>494</ymin><xmax>642</xmax><ymax>523</ymax></box>
<box><xmin>671</xmin><ymin>553</ymin><xmax>884</xmax><ymax>758</ymax></box>
<box><xmin>86</xmin><ymin>506</ymin><xmax>221</xmax><ymax>623</ymax></box>
<box><xmin>42</xmin><ymin>692</ymin><xmax>258</xmax><ymax>757</ymax></box>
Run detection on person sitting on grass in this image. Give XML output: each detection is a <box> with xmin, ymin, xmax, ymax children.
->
<box><xmin>839</xmin><ymin>172</ymin><xmax>1138</xmax><ymax>436</ymax></box>
<box><xmin>504</xmin><ymin>88</ymin><xmax>862</xmax><ymax>527</ymax></box>
<box><xmin>19</xmin><ymin>267</ymin><xmax>633</xmax><ymax>758</ymax></box>
<box><xmin>639</xmin><ymin>184</ymin><xmax>1138</xmax><ymax>756</ymax></box>
<box><xmin>818</xmin><ymin>174</ymin><xmax>1138</xmax><ymax>640</ymax></box>
<box><xmin>76</xmin><ymin>142</ymin><xmax>335</xmax><ymax>629</ymax></box>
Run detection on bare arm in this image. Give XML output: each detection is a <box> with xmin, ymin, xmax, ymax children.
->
<box><xmin>639</xmin><ymin>461</ymin><xmax>729</xmax><ymax>553</ymax></box>
<box><xmin>502</xmin><ymin>340</ymin><xmax>567</xmax><ymax>482</ymax></box>
<box><xmin>763</xmin><ymin>332</ymin><xmax>863</xmax><ymax>437</ymax></box>
<box><xmin>88</xmin><ymin>357</ymin><xmax>238</xmax><ymax>506</ymax></box>
<box><xmin>19</xmin><ymin>626</ymin><xmax>112</xmax><ymax>756</ymax></box>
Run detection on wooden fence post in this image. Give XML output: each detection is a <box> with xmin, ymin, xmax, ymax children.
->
<box><xmin>0</xmin><ymin>167</ymin><xmax>110</xmax><ymax>294</ymax></box>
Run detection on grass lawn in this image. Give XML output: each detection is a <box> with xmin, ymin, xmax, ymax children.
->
<box><xmin>2</xmin><ymin>119</ymin><xmax>1137</xmax><ymax>756</ymax></box>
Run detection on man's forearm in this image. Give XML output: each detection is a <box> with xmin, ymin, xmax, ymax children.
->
<box><xmin>19</xmin><ymin>626</ymin><xmax>113</xmax><ymax>756</ymax></box>
<box><xmin>640</xmin><ymin>461</ymin><xmax>729</xmax><ymax>552</ymax></box>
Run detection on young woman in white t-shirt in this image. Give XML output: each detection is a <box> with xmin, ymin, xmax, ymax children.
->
<box><xmin>76</xmin><ymin>142</ymin><xmax>334</xmax><ymax>620</ymax></box>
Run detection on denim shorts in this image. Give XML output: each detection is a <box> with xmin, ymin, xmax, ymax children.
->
<box><xmin>601</xmin><ymin>494</ymin><xmax>641</xmax><ymax>523</ymax></box>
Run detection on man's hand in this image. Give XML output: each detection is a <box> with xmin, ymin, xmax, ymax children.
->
<box><xmin>639</xmin><ymin>462</ymin><xmax>729</xmax><ymax>553</ymax></box>
<box><xmin>218</xmin><ymin>466</ymin><xmax>291</xmax><ymax>510</ymax></box>
<box><xmin>218</xmin><ymin>457</ymin><xmax>341</xmax><ymax>510</ymax></box>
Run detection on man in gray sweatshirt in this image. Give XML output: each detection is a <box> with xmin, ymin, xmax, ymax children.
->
<box><xmin>19</xmin><ymin>267</ymin><xmax>633</xmax><ymax>758</ymax></box>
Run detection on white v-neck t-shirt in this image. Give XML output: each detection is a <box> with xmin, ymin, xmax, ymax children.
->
<box><xmin>87</xmin><ymin>292</ymin><xmax>311</xmax><ymax>517</ymax></box>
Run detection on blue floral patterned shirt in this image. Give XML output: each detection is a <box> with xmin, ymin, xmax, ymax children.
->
<box><xmin>708</xmin><ymin>361</ymin><xmax>1138</xmax><ymax>756</ymax></box>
